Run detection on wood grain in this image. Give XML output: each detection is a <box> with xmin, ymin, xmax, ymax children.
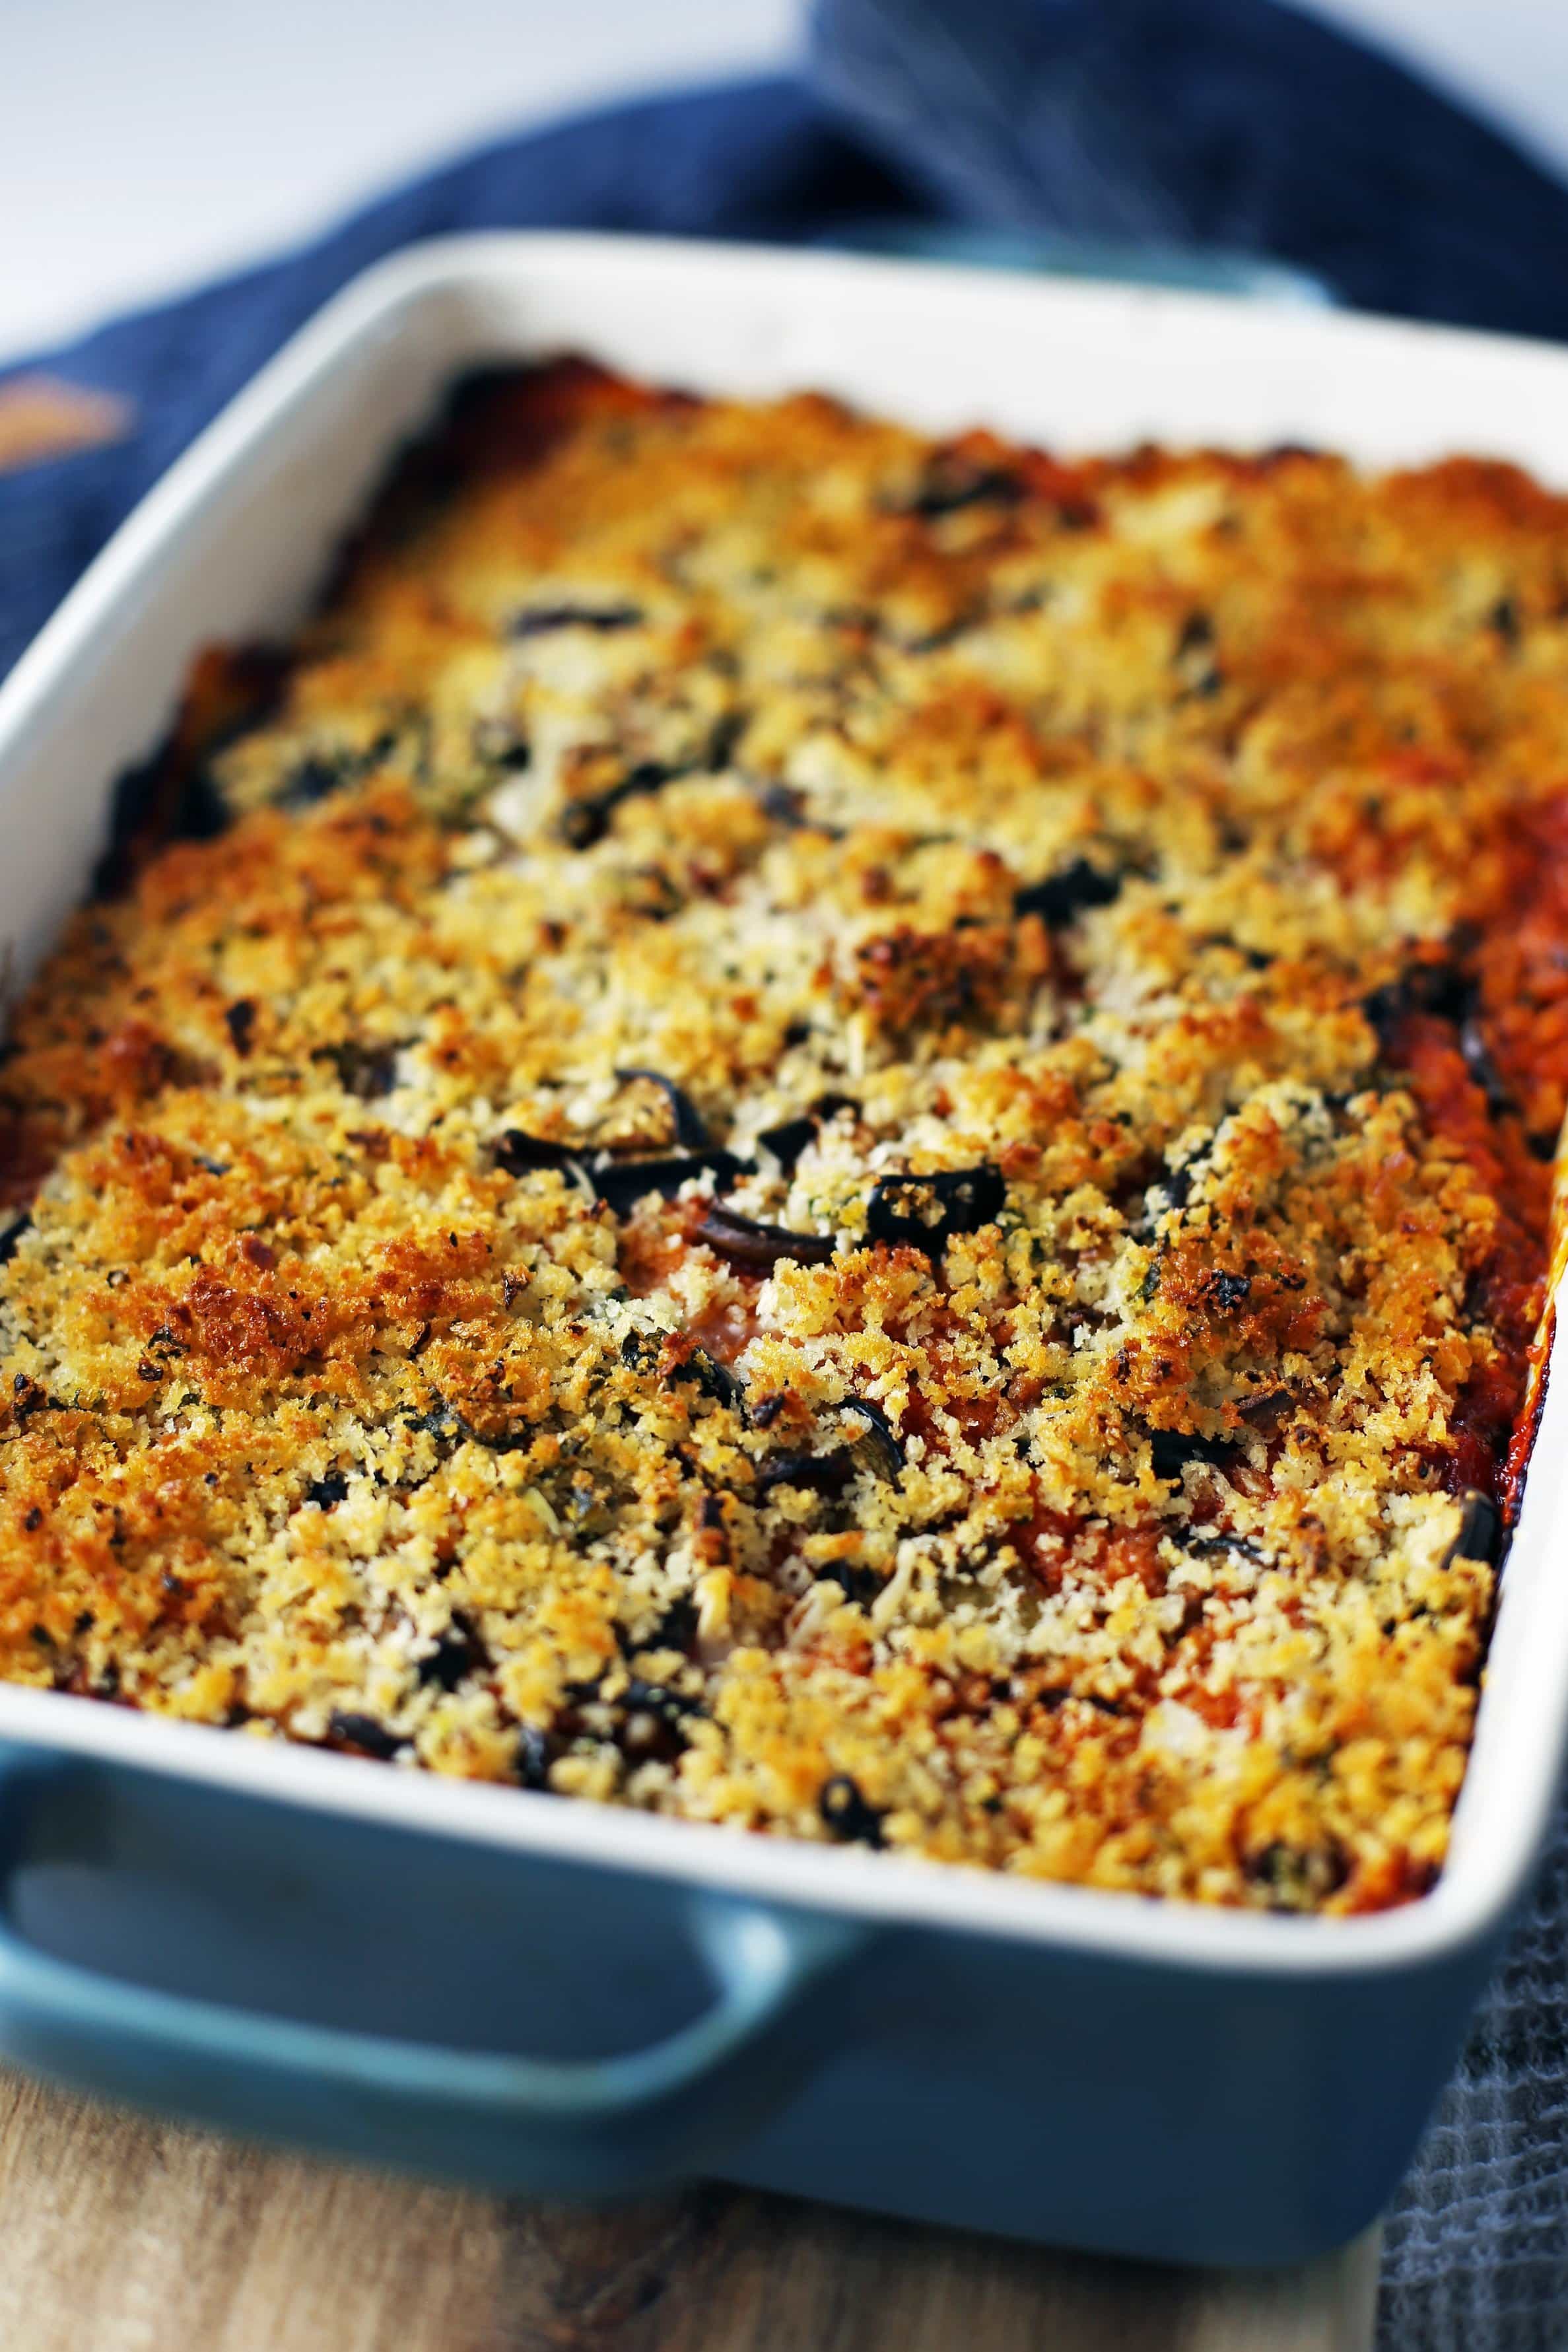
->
<box><xmin>0</xmin><ymin>2068</ymin><xmax>1378</xmax><ymax>2352</ymax></box>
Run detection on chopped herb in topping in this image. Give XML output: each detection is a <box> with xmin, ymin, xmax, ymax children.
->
<box><xmin>1013</xmin><ymin>858</ymin><xmax>1123</xmax><ymax>926</ymax></box>
<box><xmin>819</xmin><ymin>1774</ymin><xmax>885</xmax><ymax>1846</ymax></box>
<box><xmin>613</xmin><ymin>1068</ymin><xmax>710</xmax><ymax>1150</ymax></box>
<box><xmin>866</xmin><ymin>1164</ymin><xmax>1006</xmax><ymax>1255</ymax></box>
<box><xmin>695</xmin><ymin>1202</ymin><xmax>835</xmax><ymax>1270</ymax></box>
<box><xmin>404</xmin><ymin>1400</ymin><xmax>532</xmax><ymax>1455</ymax></box>
<box><xmin>327</xmin><ymin>1712</ymin><xmax>402</xmax><ymax>1760</ymax></box>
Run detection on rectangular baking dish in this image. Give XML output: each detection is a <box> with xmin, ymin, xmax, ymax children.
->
<box><xmin>1</xmin><ymin>232</ymin><xmax>1566</xmax><ymax>2269</ymax></box>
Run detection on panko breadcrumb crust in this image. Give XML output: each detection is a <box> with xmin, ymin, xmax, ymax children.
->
<box><xmin>1</xmin><ymin>359</ymin><xmax>1564</xmax><ymax>1914</ymax></box>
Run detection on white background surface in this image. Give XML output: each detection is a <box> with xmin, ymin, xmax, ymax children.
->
<box><xmin>2</xmin><ymin>0</ymin><xmax>1565</xmax><ymax>366</ymax></box>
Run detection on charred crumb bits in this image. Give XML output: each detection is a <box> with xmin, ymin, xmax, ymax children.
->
<box><xmin>304</xmin><ymin>1473</ymin><xmax>350</xmax><ymax>1509</ymax></box>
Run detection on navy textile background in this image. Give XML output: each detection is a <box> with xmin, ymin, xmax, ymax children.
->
<box><xmin>5</xmin><ymin>4</ymin><xmax>1568</xmax><ymax>2339</ymax></box>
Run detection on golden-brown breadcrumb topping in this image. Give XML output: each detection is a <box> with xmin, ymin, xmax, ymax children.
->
<box><xmin>1</xmin><ymin>358</ymin><xmax>1565</xmax><ymax>1913</ymax></box>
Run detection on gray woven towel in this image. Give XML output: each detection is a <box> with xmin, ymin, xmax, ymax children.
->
<box><xmin>1380</xmin><ymin>1803</ymin><xmax>1568</xmax><ymax>2347</ymax></box>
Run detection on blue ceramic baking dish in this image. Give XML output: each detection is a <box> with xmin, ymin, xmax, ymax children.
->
<box><xmin>1</xmin><ymin>235</ymin><xmax>1567</xmax><ymax>2268</ymax></box>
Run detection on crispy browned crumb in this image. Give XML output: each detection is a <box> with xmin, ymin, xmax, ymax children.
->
<box><xmin>1</xmin><ymin>360</ymin><xmax>1565</xmax><ymax>1913</ymax></box>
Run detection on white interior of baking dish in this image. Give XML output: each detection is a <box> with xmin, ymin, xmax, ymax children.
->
<box><xmin>1</xmin><ymin>233</ymin><xmax>1565</xmax><ymax>1977</ymax></box>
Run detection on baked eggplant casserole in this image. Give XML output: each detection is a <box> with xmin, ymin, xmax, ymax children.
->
<box><xmin>0</xmin><ymin>361</ymin><xmax>1563</xmax><ymax>1916</ymax></box>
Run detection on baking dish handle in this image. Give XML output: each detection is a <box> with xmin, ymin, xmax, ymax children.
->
<box><xmin>0</xmin><ymin>1747</ymin><xmax>868</xmax><ymax>2196</ymax></box>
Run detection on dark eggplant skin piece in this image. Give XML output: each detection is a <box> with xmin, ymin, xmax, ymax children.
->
<box><xmin>614</xmin><ymin>1068</ymin><xmax>711</xmax><ymax>1150</ymax></box>
<box><xmin>1145</xmin><ymin>1426</ymin><xmax>1239</xmax><ymax>1481</ymax></box>
<box><xmin>591</xmin><ymin>1150</ymin><xmax>753</xmax><ymax>1216</ymax></box>
<box><xmin>559</xmin><ymin>760</ymin><xmax>685</xmax><ymax>850</ymax></box>
<box><xmin>695</xmin><ymin>1202</ymin><xmax>836</xmax><ymax>1270</ymax></box>
<box><xmin>327</xmin><ymin>1711</ymin><xmax>402</xmax><ymax>1760</ymax></box>
<box><xmin>509</xmin><ymin>602</ymin><xmax>643</xmax><ymax>638</ymax></box>
<box><xmin>1013</xmin><ymin>858</ymin><xmax>1123</xmax><ymax>927</ymax></box>
<box><xmin>755</xmin><ymin>1115</ymin><xmax>817</xmax><ymax>1173</ymax></box>
<box><xmin>838</xmin><ymin>1394</ymin><xmax>904</xmax><ymax>1470</ymax></box>
<box><xmin>866</xmin><ymin>1165</ymin><xmax>1006</xmax><ymax>1255</ymax></box>
<box><xmin>757</xmin><ymin>1093</ymin><xmax>861</xmax><ymax>1175</ymax></box>
<box><xmin>757</xmin><ymin>1451</ymin><xmax>855</xmax><ymax>1499</ymax></box>
<box><xmin>1446</xmin><ymin>1489</ymin><xmax>1502</xmax><ymax>1568</ymax></box>
<box><xmin>493</xmin><ymin>1129</ymin><xmax>580</xmax><ymax>1175</ymax></box>
<box><xmin>819</xmin><ymin>1773</ymin><xmax>885</xmax><ymax>1846</ymax></box>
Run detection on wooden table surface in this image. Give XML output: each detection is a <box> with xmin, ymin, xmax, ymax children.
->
<box><xmin>0</xmin><ymin>2067</ymin><xmax>1380</xmax><ymax>2352</ymax></box>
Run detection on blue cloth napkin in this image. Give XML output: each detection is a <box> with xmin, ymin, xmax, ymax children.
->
<box><xmin>5</xmin><ymin>7</ymin><xmax>1568</xmax><ymax>2342</ymax></box>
